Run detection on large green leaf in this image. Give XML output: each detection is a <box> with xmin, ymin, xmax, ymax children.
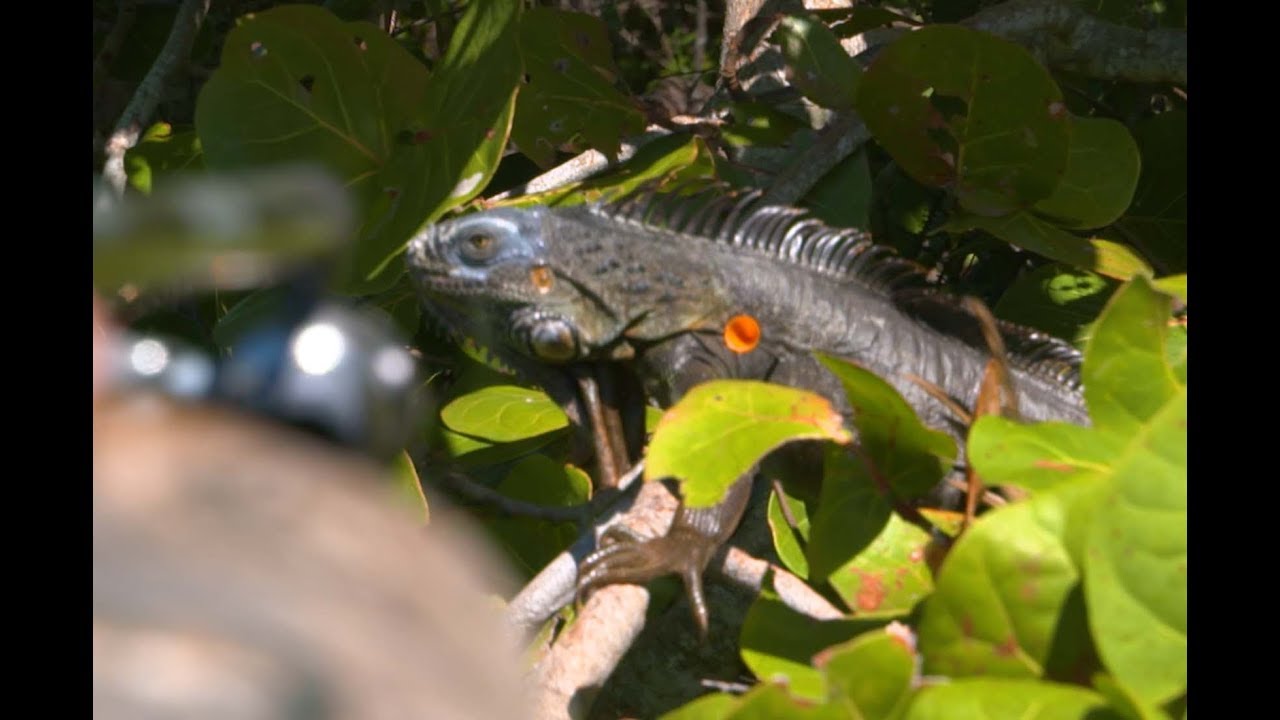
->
<box><xmin>485</xmin><ymin>455</ymin><xmax>590</xmax><ymax>575</ymax></box>
<box><xmin>807</xmin><ymin>445</ymin><xmax>891</xmax><ymax>583</ymax></box>
<box><xmin>646</xmin><ymin>380</ymin><xmax>852</xmax><ymax>509</ymax></box>
<box><xmin>857</xmin><ymin>25</ymin><xmax>1069</xmax><ymax>215</ymax></box>
<box><xmin>1083</xmin><ymin>278</ymin><xmax>1180</xmax><ymax>435</ymax></box>
<box><xmin>196</xmin><ymin>3</ymin><xmax>520</xmax><ymax>292</ymax></box>
<box><xmin>967</xmin><ymin>278</ymin><xmax>1186</xmax><ymax>705</ymax></box>
<box><xmin>818</xmin><ymin>629</ymin><xmax>917</xmax><ymax>720</ymax></box>
<box><xmin>511</xmin><ymin>8</ymin><xmax>645</xmax><ymax>168</ymax></box>
<box><xmin>1084</xmin><ymin>387</ymin><xmax>1186</xmax><ymax>704</ymax></box>
<box><xmin>773</xmin><ymin>15</ymin><xmax>862</xmax><ymax>110</ymax></box>
<box><xmin>1033</xmin><ymin>116</ymin><xmax>1141</xmax><ymax>229</ymax></box>
<box><xmin>918</xmin><ymin>494</ymin><xmax>1080</xmax><ymax>679</ymax></box>
<box><xmin>815</xmin><ymin>355</ymin><xmax>956</xmax><ymax>499</ymax></box>
<box><xmin>740</xmin><ymin>592</ymin><xmax>881</xmax><ymax>703</ymax></box>
<box><xmin>904</xmin><ymin>678</ymin><xmax>1118</xmax><ymax>720</ymax></box>
<box><xmin>440</xmin><ymin>385</ymin><xmax>569</xmax><ymax>442</ymax></box>
<box><xmin>826</xmin><ymin>513</ymin><xmax>934</xmax><ymax>618</ymax></box>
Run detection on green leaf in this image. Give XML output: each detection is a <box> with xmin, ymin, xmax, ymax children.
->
<box><xmin>196</xmin><ymin>3</ymin><xmax>520</xmax><ymax>292</ymax></box>
<box><xmin>485</xmin><ymin>455</ymin><xmax>590</xmax><ymax>575</ymax></box>
<box><xmin>815</xmin><ymin>355</ymin><xmax>957</xmax><ymax>499</ymax></box>
<box><xmin>438</xmin><ymin>427</ymin><xmax>565</xmax><ymax>468</ymax></box>
<box><xmin>858</xmin><ymin>25</ymin><xmax>1069</xmax><ymax>215</ymax></box>
<box><xmin>968</xmin><ymin>277</ymin><xmax>1186</xmax><ymax>705</ymax></box>
<box><xmin>1085</xmin><ymin>387</ymin><xmax>1186</xmax><ymax>705</ymax></box>
<box><xmin>904</xmin><ymin>678</ymin><xmax>1117</xmax><ymax>720</ymax></box>
<box><xmin>767</xmin><ymin>484</ymin><xmax>813</xmax><ymax>579</ymax></box>
<box><xmin>740</xmin><ymin>592</ymin><xmax>881</xmax><ymax>703</ymax></box>
<box><xmin>1084</xmin><ymin>277</ymin><xmax>1180</xmax><ymax>434</ymax></box>
<box><xmin>818</xmin><ymin>629</ymin><xmax>917</xmax><ymax>719</ymax></box>
<box><xmin>493</xmin><ymin>134</ymin><xmax>716</xmax><ymax>209</ymax></box>
<box><xmin>660</xmin><ymin>691</ymin><xmax>741</xmax><ymax>720</ymax></box>
<box><xmin>440</xmin><ymin>385</ymin><xmax>569</xmax><ymax>442</ymax></box>
<box><xmin>807</xmin><ymin>446</ymin><xmax>891</xmax><ymax>583</ymax></box>
<box><xmin>995</xmin><ymin>264</ymin><xmax>1118</xmax><ymax>343</ymax></box>
<box><xmin>1116</xmin><ymin>111</ymin><xmax>1186</xmax><ymax>273</ymax></box>
<box><xmin>803</xmin><ymin>148</ymin><xmax>873</xmax><ymax>229</ymax></box>
<box><xmin>125</xmin><ymin>122</ymin><xmax>205</xmax><ymax>195</ymax></box>
<box><xmin>646</xmin><ymin>380</ymin><xmax>852</xmax><ymax>509</ymax></box>
<box><xmin>1093</xmin><ymin>673</ymin><xmax>1175</xmax><ymax>720</ymax></box>
<box><xmin>512</xmin><ymin>8</ymin><xmax>645</xmax><ymax>168</ymax></box>
<box><xmin>773</xmin><ymin>15</ymin><xmax>862</xmax><ymax>110</ymax></box>
<box><xmin>1152</xmin><ymin>275</ymin><xmax>1187</xmax><ymax>305</ymax></box>
<box><xmin>944</xmin><ymin>211</ymin><xmax>1152</xmax><ymax>280</ymax></box>
<box><xmin>968</xmin><ymin>418</ymin><xmax>1116</xmax><ymax>492</ymax></box>
<box><xmin>720</xmin><ymin>101</ymin><xmax>808</xmax><ymax>147</ymax></box>
<box><xmin>1033</xmin><ymin>116</ymin><xmax>1141</xmax><ymax>229</ymax></box>
<box><xmin>918</xmin><ymin>494</ymin><xmax>1080</xmax><ymax>679</ymax></box>
<box><xmin>826</xmin><ymin>513</ymin><xmax>934</xmax><ymax>617</ymax></box>
<box><xmin>728</xmin><ymin>684</ymin><xmax>848</xmax><ymax>720</ymax></box>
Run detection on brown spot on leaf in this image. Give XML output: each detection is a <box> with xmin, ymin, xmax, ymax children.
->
<box><xmin>413</xmin><ymin>129</ymin><xmax>433</xmax><ymax>144</ymax></box>
<box><xmin>960</xmin><ymin>614</ymin><xmax>974</xmax><ymax>638</ymax></box>
<box><xmin>855</xmin><ymin>571</ymin><xmax>885</xmax><ymax>612</ymax></box>
<box><xmin>995</xmin><ymin>635</ymin><xmax>1020</xmax><ymax>657</ymax></box>
<box><xmin>1019</xmin><ymin>581</ymin><xmax>1037</xmax><ymax>601</ymax></box>
<box><xmin>1048</xmin><ymin>101</ymin><xmax>1067</xmax><ymax>120</ymax></box>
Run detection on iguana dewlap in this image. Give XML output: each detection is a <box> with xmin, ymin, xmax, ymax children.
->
<box><xmin>407</xmin><ymin>191</ymin><xmax>1088</xmax><ymax>635</ymax></box>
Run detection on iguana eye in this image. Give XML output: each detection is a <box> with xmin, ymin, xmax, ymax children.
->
<box><xmin>528</xmin><ymin>319</ymin><xmax>578</xmax><ymax>362</ymax></box>
<box><xmin>459</xmin><ymin>233</ymin><xmax>498</xmax><ymax>263</ymax></box>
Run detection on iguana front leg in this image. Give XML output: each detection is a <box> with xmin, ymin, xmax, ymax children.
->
<box><xmin>577</xmin><ymin>473</ymin><xmax>754</xmax><ymax>638</ymax></box>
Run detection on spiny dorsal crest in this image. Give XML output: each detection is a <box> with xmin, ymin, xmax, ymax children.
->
<box><xmin>586</xmin><ymin>186</ymin><xmax>1083</xmax><ymax>390</ymax></box>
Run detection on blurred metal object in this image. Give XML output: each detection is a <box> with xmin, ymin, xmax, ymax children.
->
<box><xmin>93</xmin><ymin>167</ymin><xmax>353</xmax><ymax>294</ymax></box>
<box><xmin>93</xmin><ymin>391</ymin><xmax>528</xmax><ymax>719</ymax></box>
<box><xmin>111</xmin><ymin>297</ymin><xmax>423</xmax><ymax>464</ymax></box>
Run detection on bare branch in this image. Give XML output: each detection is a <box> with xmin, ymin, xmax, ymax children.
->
<box><xmin>488</xmin><ymin>127</ymin><xmax>673</xmax><ymax>202</ymax></box>
<box><xmin>762</xmin><ymin>111</ymin><xmax>868</xmax><ymax>206</ymax></box>
<box><xmin>715</xmin><ymin>546</ymin><xmax>845</xmax><ymax>620</ymax></box>
<box><xmin>966</xmin><ymin>0</ymin><xmax>1186</xmax><ymax>85</ymax></box>
<box><xmin>100</xmin><ymin>0</ymin><xmax>212</xmax><ymax>201</ymax></box>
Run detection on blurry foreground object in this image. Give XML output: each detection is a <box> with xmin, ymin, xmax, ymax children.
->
<box><xmin>93</xmin><ymin>391</ymin><xmax>527</xmax><ymax>719</ymax></box>
<box><xmin>93</xmin><ymin>167</ymin><xmax>353</xmax><ymax>294</ymax></box>
<box><xmin>109</xmin><ymin>298</ymin><xmax>423</xmax><ymax>463</ymax></box>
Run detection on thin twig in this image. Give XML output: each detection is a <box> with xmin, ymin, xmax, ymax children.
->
<box><xmin>99</xmin><ymin>0</ymin><xmax>211</xmax><ymax>202</ymax></box>
<box><xmin>438</xmin><ymin>470</ymin><xmax>589</xmax><ymax>524</ymax></box>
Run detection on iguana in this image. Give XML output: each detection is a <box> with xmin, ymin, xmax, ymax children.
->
<box><xmin>406</xmin><ymin>189</ymin><xmax>1089</xmax><ymax>634</ymax></box>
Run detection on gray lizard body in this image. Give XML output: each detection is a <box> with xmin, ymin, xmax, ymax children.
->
<box><xmin>407</xmin><ymin>190</ymin><xmax>1088</xmax><ymax>634</ymax></box>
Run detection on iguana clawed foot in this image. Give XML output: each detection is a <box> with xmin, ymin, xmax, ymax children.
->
<box><xmin>576</xmin><ymin>479</ymin><xmax>755</xmax><ymax>638</ymax></box>
<box><xmin>577</xmin><ymin>523</ymin><xmax>722</xmax><ymax>639</ymax></box>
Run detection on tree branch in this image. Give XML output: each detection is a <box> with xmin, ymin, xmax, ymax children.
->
<box><xmin>100</xmin><ymin>0</ymin><xmax>211</xmax><ymax>201</ymax></box>
<box><xmin>965</xmin><ymin>0</ymin><xmax>1186</xmax><ymax>86</ymax></box>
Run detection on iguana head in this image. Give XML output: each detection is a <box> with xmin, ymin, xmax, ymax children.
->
<box><xmin>406</xmin><ymin>205</ymin><xmax>716</xmax><ymax>369</ymax></box>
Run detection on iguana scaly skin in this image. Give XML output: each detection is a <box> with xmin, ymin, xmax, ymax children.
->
<box><xmin>407</xmin><ymin>190</ymin><xmax>1088</xmax><ymax>634</ymax></box>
